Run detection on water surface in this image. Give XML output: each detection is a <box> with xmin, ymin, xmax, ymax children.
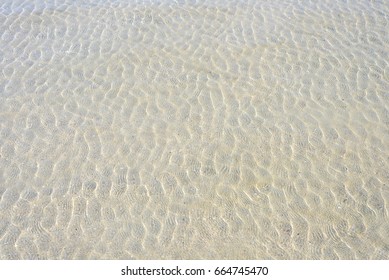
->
<box><xmin>0</xmin><ymin>0</ymin><xmax>388</xmax><ymax>259</ymax></box>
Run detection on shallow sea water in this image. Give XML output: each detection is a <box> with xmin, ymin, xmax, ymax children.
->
<box><xmin>0</xmin><ymin>0</ymin><xmax>388</xmax><ymax>259</ymax></box>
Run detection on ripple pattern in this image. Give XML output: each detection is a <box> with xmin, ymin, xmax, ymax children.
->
<box><xmin>0</xmin><ymin>0</ymin><xmax>388</xmax><ymax>259</ymax></box>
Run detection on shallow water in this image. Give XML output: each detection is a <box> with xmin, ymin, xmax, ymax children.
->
<box><xmin>0</xmin><ymin>0</ymin><xmax>388</xmax><ymax>259</ymax></box>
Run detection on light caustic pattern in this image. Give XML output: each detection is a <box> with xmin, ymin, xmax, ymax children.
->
<box><xmin>0</xmin><ymin>0</ymin><xmax>388</xmax><ymax>259</ymax></box>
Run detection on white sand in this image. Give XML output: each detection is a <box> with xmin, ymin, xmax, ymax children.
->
<box><xmin>0</xmin><ymin>0</ymin><xmax>388</xmax><ymax>259</ymax></box>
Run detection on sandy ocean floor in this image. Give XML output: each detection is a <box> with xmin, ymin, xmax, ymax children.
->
<box><xmin>0</xmin><ymin>0</ymin><xmax>388</xmax><ymax>259</ymax></box>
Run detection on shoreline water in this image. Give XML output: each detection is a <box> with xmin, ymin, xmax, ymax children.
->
<box><xmin>0</xmin><ymin>0</ymin><xmax>388</xmax><ymax>259</ymax></box>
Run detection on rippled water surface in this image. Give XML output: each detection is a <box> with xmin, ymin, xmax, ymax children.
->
<box><xmin>0</xmin><ymin>0</ymin><xmax>388</xmax><ymax>259</ymax></box>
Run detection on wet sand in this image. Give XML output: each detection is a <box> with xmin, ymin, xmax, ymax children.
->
<box><xmin>0</xmin><ymin>0</ymin><xmax>388</xmax><ymax>259</ymax></box>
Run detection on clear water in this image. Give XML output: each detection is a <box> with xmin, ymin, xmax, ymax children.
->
<box><xmin>0</xmin><ymin>0</ymin><xmax>388</xmax><ymax>259</ymax></box>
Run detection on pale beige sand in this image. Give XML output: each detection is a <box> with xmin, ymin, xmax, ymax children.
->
<box><xmin>0</xmin><ymin>0</ymin><xmax>388</xmax><ymax>259</ymax></box>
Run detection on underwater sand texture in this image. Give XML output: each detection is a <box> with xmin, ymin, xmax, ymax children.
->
<box><xmin>0</xmin><ymin>0</ymin><xmax>388</xmax><ymax>259</ymax></box>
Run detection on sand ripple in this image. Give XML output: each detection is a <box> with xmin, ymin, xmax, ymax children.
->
<box><xmin>0</xmin><ymin>0</ymin><xmax>388</xmax><ymax>259</ymax></box>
